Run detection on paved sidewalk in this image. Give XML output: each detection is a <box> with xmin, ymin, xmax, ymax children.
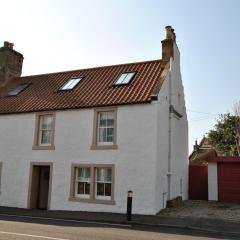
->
<box><xmin>160</xmin><ymin>200</ymin><xmax>240</xmax><ymax>222</ymax></box>
<box><xmin>0</xmin><ymin>201</ymin><xmax>240</xmax><ymax>236</ymax></box>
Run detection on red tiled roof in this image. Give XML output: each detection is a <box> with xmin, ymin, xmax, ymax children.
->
<box><xmin>0</xmin><ymin>60</ymin><xmax>166</xmax><ymax>114</ymax></box>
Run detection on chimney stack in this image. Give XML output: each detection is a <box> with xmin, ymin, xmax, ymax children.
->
<box><xmin>4</xmin><ymin>41</ymin><xmax>9</xmax><ymax>48</ymax></box>
<box><xmin>161</xmin><ymin>26</ymin><xmax>176</xmax><ymax>61</ymax></box>
<box><xmin>193</xmin><ymin>140</ymin><xmax>199</xmax><ymax>152</ymax></box>
<box><xmin>0</xmin><ymin>41</ymin><xmax>23</xmax><ymax>87</ymax></box>
<box><xmin>3</xmin><ymin>41</ymin><xmax>14</xmax><ymax>49</ymax></box>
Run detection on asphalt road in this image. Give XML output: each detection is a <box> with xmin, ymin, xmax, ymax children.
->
<box><xmin>0</xmin><ymin>214</ymin><xmax>238</xmax><ymax>240</ymax></box>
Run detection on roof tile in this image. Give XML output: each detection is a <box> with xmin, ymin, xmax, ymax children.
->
<box><xmin>0</xmin><ymin>60</ymin><xmax>165</xmax><ymax>114</ymax></box>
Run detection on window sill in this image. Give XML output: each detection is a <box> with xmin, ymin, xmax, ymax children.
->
<box><xmin>90</xmin><ymin>144</ymin><xmax>118</xmax><ymax>150</ymax></box>
<box><xmin>32</xmin><ymin>145</ymin><xmax>55</xmax><ymax>150</ymax></box>
<box><xmin>69</xmin><ymin>197</ymin><xmax>115</xmax><ymax>205</ymax></box>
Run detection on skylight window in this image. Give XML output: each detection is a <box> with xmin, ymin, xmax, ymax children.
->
<box><xmin>7</xmin><ymin>83</ymin><xmax>30</xmax><ymax>96</ymax></box>
<box><xmin>60</xmin><ymin>77</ymin><xmax>82</xmax><ymax>90</ymax></box>
<box><xmin>114</xmin><ymin>72</ymin><xmax>136</xmax><ymax>85</ymax></box>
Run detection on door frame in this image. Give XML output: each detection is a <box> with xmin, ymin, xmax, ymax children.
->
<box><xmin>27</xmin><ymin>162</ymin><xmax>53</xmax><ymax>210</ymax></box>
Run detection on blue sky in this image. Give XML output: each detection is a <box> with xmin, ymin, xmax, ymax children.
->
<box><xmin>1</xmin><ymin>0</ymin><xmax>240</xmax><ymax>152</ymax></box>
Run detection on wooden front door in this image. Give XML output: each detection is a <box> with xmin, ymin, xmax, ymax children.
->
<box><xmin>29</xmin><ymin>165</ymin><xmax>51</xmax><ymax>209</ymax></box>
<box><xmin>189</xmin><ymin>165</ymin><xmax>208</xmax><ymax>200</ymax></box>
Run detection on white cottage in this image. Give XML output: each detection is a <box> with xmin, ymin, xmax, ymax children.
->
<box><xmin>0</xmin><ymin>26</ymin><xmax>188</xmax><ymax>215</ymax></box>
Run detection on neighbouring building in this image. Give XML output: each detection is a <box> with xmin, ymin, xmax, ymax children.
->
<box><xmin>0</xmin><ymin>26</ymin><xmax>188</xmax><ymax>215</ymax></box>
<box><xmin>189</xmin><ymin>137</ymin><xmax>218</xmax><ymax>166</ymax></box>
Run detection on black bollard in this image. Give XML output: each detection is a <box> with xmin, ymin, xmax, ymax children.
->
<box><xmin>127</xmin><ymin>190</ymin><xmax>133</xmax><ymax>221</ymax></box>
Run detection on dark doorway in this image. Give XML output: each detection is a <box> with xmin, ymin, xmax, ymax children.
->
<box><xmin>29</xmin><ymin>165</ymin><xmax>51</xmax><ymax>209</ymax></box>
<box><xmin>189</xmin><ymin>165</ymin><xmax>208</xmax><ymax>200</ymax></box>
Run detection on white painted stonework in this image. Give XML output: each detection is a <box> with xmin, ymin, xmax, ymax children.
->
<box><xmin>208</xmin><ymin>162</ymin><xmax>218</xmax><ymax>201</ymax></box>
<box><xmin>0</xmin><ymin>43</ymin><xmax>188</xmax><ymax>215</ymax></box>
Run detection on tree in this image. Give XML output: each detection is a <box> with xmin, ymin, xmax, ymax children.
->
<box><xmin>208</xmin><ymin>113</ymin><xmax>240</xmax><ymax>156</ymax></box>
<box><xmin>233</xmin><ymin>101</ymin><xmax>240</xmax><ymax>155</ymax></box>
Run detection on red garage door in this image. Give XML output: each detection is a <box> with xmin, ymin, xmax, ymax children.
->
<box><xmin>189</xmin><ymin>165</ymin><xmax>208</xmax><ymax>200</ymax></box>
<box><xmin>218</xmin><ymin>163</ymin><xmax>240</xmax><ymax>203</ymax></box>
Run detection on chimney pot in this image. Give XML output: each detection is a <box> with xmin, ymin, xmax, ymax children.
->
<box><xmin>161</xmin><ymin>26</ymin><xmax>176</xmax><ymax>61</ymax></box>
<box><xmin>171</xmin><ymin>28</ymin><xmax>176</xmax><ymax>41</ymax></box>
<box><xmin>3</xmin><ymin>41</ymin><xmax>14</xmax><ymax>49</ymax></box>
<box><xmin>165</xmin><ymin>26</ymin><xmax>176</xmax><ymax>41</ymax></box>
<box><xmin>4</xmin><ymin>41</ymin><xmax>9</xmax><ymax>47</ymax></box>
<box><xmin>165</xmin><ymin>26</ymin><xmax>173</xmax><ymax>40</ymax></box>
<box><xmin>9</xmin><ymin>43</ymin><xmax>14</xmax><ymax>49</ymax></box>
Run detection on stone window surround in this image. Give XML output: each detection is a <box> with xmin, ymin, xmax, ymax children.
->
<box><xmin>32</xmin><ymin>112</ymin><xmax>56</xmax><ymax>150</ymax></box>
<box><xmin>69</xmin><ymin>163</ymin><xmax>115</xmax><ymax>205</ymax></box>
<box><xmin>91</xmin><ymin>107</ymin><xmax>118</xmax><ymax>150</ymax></box>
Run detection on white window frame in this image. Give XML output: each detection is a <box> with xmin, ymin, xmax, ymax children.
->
<box><xmin>70</xmin><ymin>164</ymin><xmax>115</xmax><ymax>204</ymax></box>
<box><xmin>95</xmin><ymin>168</ymin><xmax>112</xmax><ymax>200</ymax></box>
<box><xmin>75</xmin><ymin>167</ymin><xmax>91</xmax><ymax>199</ymax></box>
<box><xmin>39</xmin><ymin>115</ymin><xmax>53</xmax><ymax>146</ymax></box>
<box><xmin>97</xmin><ymin>111</ymin><xmax>115</xmax><ymax>145</ymax></box>
<box><xmin>60</xmin><ymin>77</ymin><xmax>82</xmax><ymax>90</ymax></box>
<box><xmin>114</xmin><ymin>72</ymin><xmax>136</xmax><ymax>85</ymax></box>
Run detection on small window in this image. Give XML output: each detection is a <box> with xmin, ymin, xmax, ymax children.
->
<box><xmin>7</xmin><ymin>83</ymin><xmax>30</xmax><ymax>96</ymax></box>
<box><xmin>114</xmin><ymin>72</ymin><xmax>135</xmax><ymax>85</ymax></box>
<box><xmin>95</xmin><ymin>168</ymin><xmax>112</xmax><ymax>200</ymax></box>
<box><xmin>39</xmin><ymin>115</ymin><xmax>54</xmax><ymax>146</ymax></box>
<box><xmin>98</xmin><ymin>111</ymin><xmax>115</xmax><ymax>145</ymax></box>
<box><xmin>33</xmin><ymin>112</ymin><xmax>56</xmax><ymax>150</ymax></box>
<box><xmin>91</xmin><ymin>108</ymin><xmax>118</xmax><ymax>150</ymax></box>
<box><xmin>60</xmin><ymin>77</ymin><xmax>82</xmax><ymax>90</ymax></box>
<box><xmin>75</xmin><ymin>168</ymin><xmax>91</xmax><ymax>199</ymax></box>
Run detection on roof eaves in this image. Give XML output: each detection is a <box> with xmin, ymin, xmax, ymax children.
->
<box><xmin>0</xmin><ymin>100</ymin><xmax>152</xmax><ymax>116</ymax></box>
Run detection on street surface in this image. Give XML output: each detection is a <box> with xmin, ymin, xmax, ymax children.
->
<box><xmin>0</xmin><ymin>214</ymin><xmax>237</xmax><ymax>240</ymax></box>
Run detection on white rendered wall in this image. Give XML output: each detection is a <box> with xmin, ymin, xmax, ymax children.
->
<box><xmin>155</xmin><ymin>73</ymin><xmax>170</xmax><ymax>212</ymax></box>
<box><xmin>208</xmin><ymin>162</ymin><xmax>218</xmax><ymax>200</ymax></box>
<box><xmin>169</xmin><ymin>44</ymin><xmax>188</xmax><ymax>201</ymax></box>
<box><xmin>0</xmin><ymin>45</ymin><xmax>188</xmax><ymax>215</ymax></box>
<box><xmin>154</xmin><ymin>43</ymin><xmax>188</xmax><ymax>213</ymax></box>
<box><xmin>0</xmin><ymin>104</ymin><xmax>160</xmax><ymax>215</ymax></box>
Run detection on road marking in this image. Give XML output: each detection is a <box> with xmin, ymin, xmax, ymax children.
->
<box><xmin>0</xmin><ymin>213</ymin><xmax>132</xmax><ymax>228</ymax></box>
<box><xmin>0</xmin><ymin>230</ymin><xmax>70</xmax><ymax>240</ymax></box>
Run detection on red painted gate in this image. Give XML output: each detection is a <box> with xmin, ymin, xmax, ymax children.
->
<box><xmin>189</xmin><ymin>165</ymin><xmax>208</xmax><ymax>200</ymax></box>
<box><xmin>218</xmin><ymin>162</ymin><xmax>240</xmax><ymax>203</ymax></box>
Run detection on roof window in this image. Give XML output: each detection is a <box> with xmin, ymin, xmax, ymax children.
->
<box><xmin>114</xmin><ymin>72</ymin><xmax>136</xmax><ymax>85</ymax></box>
<box><xmin>60</xmin><ymin>77</ymin><xmax>82</xmax><ymax>91</ymax></box>
<box><xmin>7</xmin><ymin>83</ymin><xmax>30</xmax><ymax>96</ymax></box>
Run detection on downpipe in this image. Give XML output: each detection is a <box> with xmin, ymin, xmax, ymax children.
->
<box><xmin>167</xmin><ymin>62</ymin><xmax>173</xmax><ymax>201</ymax></box>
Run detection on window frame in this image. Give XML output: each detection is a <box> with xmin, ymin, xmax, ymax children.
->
<box><xmin>38</xmin><ymin>115</ymin><xmax>54</xmax><ymax>146</ymax></box>
<box><xmin>91</xmin><ymin>108</ymin><xmax>118</xmax><ymax>150</ymax></box>
<box><xmin>97</xmin><ymin>111</ymin><xmax>115</xmax><ymax>145</ymax></box>
<box><xmin>75</xmin><ymin>167</ymin><xmax>91</xmax><ymax>199</ymax></box>
<box><xmin>95</xmin><ymin>167</ymin><xmax>112</xmax><ymax>200</ymax></box>
<box><xmin>113</xmin><ymin>71</ymin><xmax>136</xmax><ymax>86</ymax></box>
<box><xmin>59</xmin><ymin>77</ymin><xmax>83</xmax><ymax>91</ymax></box>
<box><xmin>69</xmin><ymin>164</ymin><xmax>115</xmax><ymax>205</ymax></box>
<box><xmin>32</xmin><ymin>112</ymin><xmax>56</xmax><ymax>150</ymax></box>
<box><xmin>7</xmin><ymin>83</ymin><xmax>30</xmax><ymax>96</ymax></box>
